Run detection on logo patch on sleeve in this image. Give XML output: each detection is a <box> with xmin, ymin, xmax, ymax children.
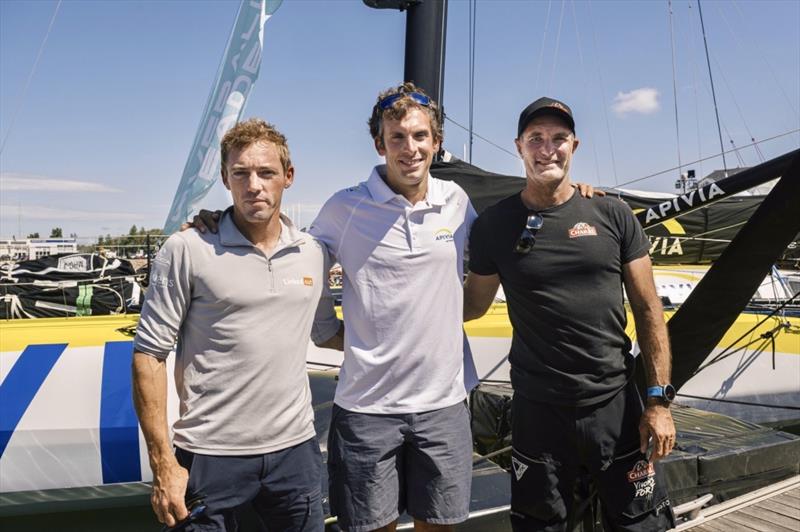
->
<box><xmin>568</xmin><ymin>222</ymin><xmax>598</xmax><ymax>238</ymax></box>
<box><xmin>303</xmin><ymin>277</ymin><xmax>313</xmax><ymax>286</ymax></box>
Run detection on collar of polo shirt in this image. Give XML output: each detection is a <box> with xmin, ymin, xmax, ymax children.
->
<box><xmin>367</xmin><ymin>165</ymin><xmax>446</xmax><ymax>207</ymax></box>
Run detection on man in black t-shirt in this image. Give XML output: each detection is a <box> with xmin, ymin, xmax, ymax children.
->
<box><xmin>464</xmin><ymin>97</ymin><xmax>676</xmax><ymax>531</ymax></box>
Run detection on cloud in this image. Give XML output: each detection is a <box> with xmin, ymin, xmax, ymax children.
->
<box><xmin>0</xmin><ymin>172</ymin><xmax>122</xmax><ymax>192</ymax></box>
<box><xmin>612</xmin><ymin>88</ymin><xmax>660</xmax><ymax>115</ymax></box>
<box><xmin>0</xmin><ymin>204</ymin><xmax>147</xmax><ymax>221</ymax></box>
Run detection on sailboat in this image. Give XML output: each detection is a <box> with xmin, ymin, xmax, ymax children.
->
<box><xmin>1</xmin><ymin>1</ymin><xmax>799</xmax><ymax>530</ymax></box>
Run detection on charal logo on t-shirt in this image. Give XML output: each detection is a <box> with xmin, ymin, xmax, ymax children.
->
<box><xmin>568</xmin><ymin>222</ymin><xmax>598</xmax><ymax>238</ymax></box>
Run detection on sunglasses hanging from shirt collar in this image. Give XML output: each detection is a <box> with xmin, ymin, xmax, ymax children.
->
<box><xmin>514</xmin><ymin>213</ymin><xmax>544</xmax><ymax>254</ymax></box>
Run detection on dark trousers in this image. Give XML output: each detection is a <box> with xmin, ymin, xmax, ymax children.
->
<box><xmin>510</xmin><ymin>381</ymin><xmax>674</xmax><ymax>532</ymax></box>
<box><xmin>175</xmin><ymin>437</ymin><xmax>324</xmax><ymax>532</ymax></box>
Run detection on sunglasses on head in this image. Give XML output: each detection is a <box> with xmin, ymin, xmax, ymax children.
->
<box><xmin>378</xmin><ymin>91</ymin><xmax>431</xmax><ymax>110</ymax></box>
<box><xmin>514</xmin><ymin>213</ymin><xmax>544</xmax><ymax>254</ymax></box>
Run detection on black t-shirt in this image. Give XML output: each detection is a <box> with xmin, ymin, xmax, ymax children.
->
<box><xmin>469</xmin><ymin>191</ymin><xmax>650</xmax><ymax>406</ymax></box>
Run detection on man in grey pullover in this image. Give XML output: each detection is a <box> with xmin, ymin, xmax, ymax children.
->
<box><xmin>133</xmin><ymin>119</ymin><xmax>326</xmax><ymax>531</ymax></box>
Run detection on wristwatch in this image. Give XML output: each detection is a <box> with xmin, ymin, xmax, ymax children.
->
<box><xmin>646</xmin><ymin>384</ymin><xmax>676</xmax><ymax>403</ymax></box>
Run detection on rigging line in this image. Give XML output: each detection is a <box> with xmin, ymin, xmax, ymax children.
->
<box><xmin>695</xmin><ymin>326</ymin><xmax>778</xmax><ymax>373</ymax></box>
<box><xmin>677</xmin><ymin>220</ymin><xmax>746</xmax><ymax>239</ymax></box>
<box><xmin>534</xmin><ymin>0</ymin><xmax>553</xmax><ymax>93</ymax></box>
<box><xmin>444</xmin><ymin>115</ymin><xmax>520</xmax><ymax>160</ymax></box>
<box><xmin>546</xmin><ymin>0</ymin><xmax>567</xmax><ymax>96</ymax></box>
<box><xmin>668</xmin><ymin>0</ymin><xmax>683</xmax><ymax>173</ymax></box>
<box><xmin>713</xmin><ymin>4</ymin><xmax>766</xmax><ymax>162</ymax></box>
<box><xmin>0</xmin><ymin>0</ymin><xmax>62</xmax><ymax>157</ymax></box>
<box><xmin>729</xmin><ymin>139</ymin><xmax>746</xmax><ymax>167</ymax></box>
<box><xmin>587</xmin><ymin>0</ymin><xmax>619</xmax><ymax>184</ymax></box>
<box><xmin>647</xmin><ymin>218</ymin><xmax>749</xmax><ymax>240</ymax></box>
<box><xmin>570</xmin><ymin>0</ymin><xmax>602</xmax><ymax>186</ymax></box>
<box><xmin>703</xmin><ymin>54</ymin><xmax>761</xmax><ymax>165</ymax></box>
<box><xmin>666</xmin><ymin>236</ymin><xmax>733</xmax><ymax>244</ymax></box>
<box><xmin>731</xmin><ymin>0</ymin><xmax>800</xmax><ymax>124</ymax></box>
<box><xmin>468</xmin><ymin>0</ymin><xmax>477</xmax><ymax>164</ymax></box>
<box><xmin>685</xmin><ymin>5</ymin><xmax>750</xmax><ymax>172</ymax></box>
<box><xmin>687</xmin><ymin>2</ymin><xmax>705</xmax><ymax>178</ymax></box>
<box><xmin>695</xmin><ymin>290</ymin><xmax>800</xmax><ymax>372</ymax></box>
<box><xmin>676</xmin><ymin>393</ymin><xmax>800</xmax><ymax>411</ymax></box>
<box><xmin>614</xmin><ymin>128</ymin><xmax>799</xmax><ymax>188</ymax></box>
<box><xmin>697</xmin><ymin>0</ymin><xmax>729</xmax><ymax>176</ymax></box>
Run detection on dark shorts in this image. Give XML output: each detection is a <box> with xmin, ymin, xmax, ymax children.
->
<box><xmin>327</xmin><ymin>401</ymin><xmax>473</xmax><ymax>532</ymax></box>
<box><xmin>510</xmin><ymin>380</ymin><xmax>675</xmax><ymax>532</ymax></box>
<box><xmin>175</xmin><ymin>437</ymin><xmax>324</xmax><ymax>532</ymax></box>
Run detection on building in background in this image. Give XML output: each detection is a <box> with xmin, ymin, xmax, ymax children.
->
<box><xmin>0</xmin><ymin>238</ymin><xmax>78</xmax><ymax>261</ymax></box>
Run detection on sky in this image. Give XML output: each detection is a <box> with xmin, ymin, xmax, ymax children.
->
<box><xmin>1</xmin><ymin>0</ymin><xmax>798</xmax><ymax>240</ymax></box>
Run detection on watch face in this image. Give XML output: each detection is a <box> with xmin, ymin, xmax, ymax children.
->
<box><xmin>664</xmin><ymin>384</ymin><xmax>676</xmax><ymax>402</ymax></box>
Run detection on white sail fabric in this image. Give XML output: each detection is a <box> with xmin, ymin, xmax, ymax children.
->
<box><xmin>163</xmin><ymin>0</ymin><xmax>282</xmax><ymax>234</ymax></box>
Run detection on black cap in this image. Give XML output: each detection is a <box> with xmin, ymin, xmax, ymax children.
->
<box><xmin>517</xmin><ymin>97</ymin><xmax>575</xmax><ymax>137</ymax></box>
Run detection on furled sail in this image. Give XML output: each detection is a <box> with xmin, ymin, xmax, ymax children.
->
<box><xmin>162</xmin><ymin>0</ymin><xmax>282</xmax><ymax>234</ymax></box>
<box><xmin>431</xmin><ymin>152</ymin><xmax>799</xmax><ymax>266</ymax></box>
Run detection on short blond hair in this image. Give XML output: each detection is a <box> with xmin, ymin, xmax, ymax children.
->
<box><xmin>368</xmin><ymin>82</ymin><xmax>443</xmax><ymax>147</ymax></box>
<box><xmin>220</xmin><ymin>118</ymin><xmax>291</xmax><ymax>174</ymax></box>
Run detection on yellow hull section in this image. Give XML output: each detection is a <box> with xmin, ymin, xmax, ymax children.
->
<box><xmin>0</xmin><ymin>315</ymin><xmax>139</xmax><ymax>352</ymax></box>
<box><xmin>463</xmin><ymin>303</ymin><xmax>800</xmax><ymax>355</ymax></box>
<box><xmin>1</xmin><ymin>307</ymin><xmax>798</xmax><ymax>355</ymax></box>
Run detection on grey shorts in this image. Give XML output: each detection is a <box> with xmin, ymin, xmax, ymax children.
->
<box><xmin>327</xmin><ymin>401</ymin><xmax>473</xmax><ymax>532</ymax></box>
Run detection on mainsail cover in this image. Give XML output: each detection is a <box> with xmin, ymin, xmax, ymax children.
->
<box><xmin>616</xmin><ymin>191</ymin><xmax>764</xmax><ymax>264</ymax></box>
<box><xmin>430</xmin><ymin>155</ymin><xmax>799</xmax><ymax>266</ymax></box>
<box><xmin>163</xmin><ymin>0</ymin><xmax>282</xmax><ymax>234</ymax></box>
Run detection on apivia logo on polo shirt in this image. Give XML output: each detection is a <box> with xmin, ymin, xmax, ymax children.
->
<box><xmin>568</xmin><ymin>222</ymin><xmax>597</xmax><ymax>238</ymax></box>
<box><xmin>434</xmin><ymin>228</ymin><xmax>454</xmax><ymax>242</ymax></box>
<box><xmin>283</xmin><ymin>276</ymin><xmax>314</xmax><ymax>286</ymax></box>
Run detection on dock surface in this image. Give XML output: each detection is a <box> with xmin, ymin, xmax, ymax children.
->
<box><xmin>686</xmin><ymin>476</ymin><xmax>799</xmax><ymax>531</ymax></box>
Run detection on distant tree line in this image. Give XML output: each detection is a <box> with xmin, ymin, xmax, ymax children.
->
<box><xmin>87</xmin><ymin>225</ymin><xmax>167</xmax><ymax>257</ymax></box>
<box><xmin>25</xmin><ymin>227</ymin><xmax>66</xmax><ymax>238</ymax></box>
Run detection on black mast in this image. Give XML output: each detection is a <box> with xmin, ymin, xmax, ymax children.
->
<box><xmin>363</xmin><ymin>0</ymin><xmax>448</xmax><ymax>107</ymax></box>
<box><xmin>403</xmin><ymin>0</ymin><xmax>447</xmax><ymax>106</ymax></box>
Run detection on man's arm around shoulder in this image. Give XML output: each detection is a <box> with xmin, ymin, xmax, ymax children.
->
<box><xmin>464</xmin><ymin>271</ymin><xmax>501</xmax><ymax>321</ymax></box>
<box><xmin>132</xmin><ymin>352</ymin><xmax>189</xmax><ymax>527</ymax></box>
<box><xmin>310</xmin><ymin>238</ymin><xmax>345</xmax><ymax>351</ymax></box>
<box><xmin>623</xmin><ymin>254</ymin><xmax>676</xmax><ymax>463</ymax></box>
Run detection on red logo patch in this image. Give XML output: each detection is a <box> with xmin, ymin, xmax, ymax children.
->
<box><xmin>626</xmin><ymin>460</ymin><xmax>655</xmax><ymax>483</ymax></box>
<box><xmin>568</xmin><ymin>222</ymin><xmax>598</xmax><ymax>238</ymax></box>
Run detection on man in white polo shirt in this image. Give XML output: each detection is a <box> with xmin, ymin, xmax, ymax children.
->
<box><xmin>309</xmin><ymin>82</ymin><xmax>476</xmax><ymax>532</ymax></box>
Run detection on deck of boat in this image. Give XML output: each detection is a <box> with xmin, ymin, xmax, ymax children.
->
<box><xmin>680</xmin><ymin>475</ymin><xmax>799</xmax><ymax>531</ymax></box>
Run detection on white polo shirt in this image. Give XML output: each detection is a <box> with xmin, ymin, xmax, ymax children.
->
<box><xmin>310</xmin><ymin>165</ymin><xmax>478</xmax><ymax>414</ymax></box>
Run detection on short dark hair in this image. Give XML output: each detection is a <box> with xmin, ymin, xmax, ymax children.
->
<box><xmin>368</xmin><ymin>82</ymin><xmax>443</xmax><ymax>147</ymax></box>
